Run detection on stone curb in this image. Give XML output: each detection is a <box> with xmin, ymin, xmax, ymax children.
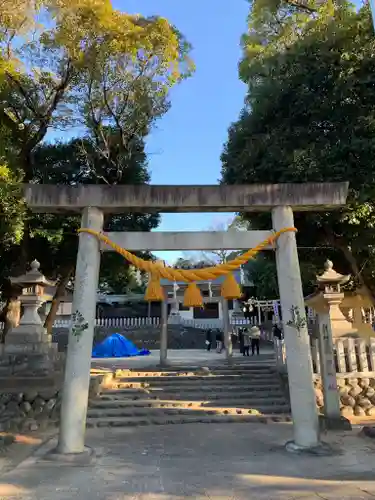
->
<box><xmin>5</xmin><ymin>430</ymin><xmax>58</xmax><ymax>472</ymax></box>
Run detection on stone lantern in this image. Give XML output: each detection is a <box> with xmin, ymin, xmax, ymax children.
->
<box><xmin>315</xmin><ymin>260</ymin><xmax>350</xmax><ymax>422</ymax></box>
<box><xmin>5</xmin><ymin>260</ymin><xmax>57</xmax><ymax>360</ymax></box>
<box><xmin>317</xmin><ymin>259</ymin><xmax>350</xmax><ymax>295</ymax></box>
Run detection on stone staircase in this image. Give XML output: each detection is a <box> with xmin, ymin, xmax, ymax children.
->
<box><xmin>87</xmin><ymin>363</ymin><xmax>291</xmax><ymax>428</ymax></box>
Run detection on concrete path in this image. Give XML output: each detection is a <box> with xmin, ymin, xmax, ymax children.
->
<box><xmin>91</xmin><ymin>348</ymin><xmax>275</xmax><ymax>371</ymax></box>
<box><xmin>1</xmin><ymin>423</ymin><xmax>375</xmax><ymax>499</ymax></box>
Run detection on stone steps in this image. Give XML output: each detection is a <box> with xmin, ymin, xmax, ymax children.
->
<box><xmin>86</xmin><ymin>413</ymin><xmax>291</xmax><ymax>428</ymax></box>
<box><xmin>116</xmin><ymin>374</ymin><xmax>277</xmax><ymax>383</ymax></box>
<box><xmin>89</xmin><ymin>398</ymin><xmax>288</xmax><ymax>410</ymax></box>
<box><xmin>116</xmin><ymin>366</ymin><xmax>276</xmax><ymax>379</ymax></box>
<box><xmin>87</xmin><ymin>404</ymin><xmax>290</xmax><ymax>419</ymax></box>
<box><xmin>91</xmin><ymin>396</ymin><xmax>288</xmax><ymax>408</ymax></box>
<box><xmin>101</xmin><ymin>389</ymin><xmax>286</xmax><ymax>401</ymax></box>
<box><xmin>111</xmin><ymin>382</ymin><xmax>281</xmax><ymax>394</ymax></box>
<box><xmin>88</xmin><ymin>364</ymin><xmax>290</xmax><ymax>428</ymax></box>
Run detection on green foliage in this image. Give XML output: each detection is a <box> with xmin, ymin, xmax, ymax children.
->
<box><xmin>0</xmin><ymin>0</ymin><xmax>193</xmax><ymax>307</ymax></box>
<box><xmin>286</xmin><ymin>305</ymin><xmax>307</xmax><ymax>334</ymax></box>
<box><xmin>0</xmin><ymin>0</ymin><xmax>193</xmax><ymax>176</ymax></box>
<box><xmin>27</xmin><ymin>138</ymin><xmax>160</xmax><ymax>290</ymax></box>
<box><xmin>222</xmin><ymin>5</ymin><xmax>375</xmax><ymax>296</ymax></box>
<box><xmin>239</xmin><ymin>0</ymin><xmax>354</xmax><ymax>83</ymax></box>
<box><xmin>71</xmin><ymin>310</ymin><xmax>88</xmax><ymax>338</ymax></box>
<box><xmin>0</xmin><ymin>123</ymin><xmax>25</xmax><ymax>250</ymax></box>
<box><xmin>243</xmin><ymin>253</ymin><xmax>317</xmax><ymax>299</ymax></box>
<box><xmin>0</xmin><ymin>164</ymin><xmax>25</xmax><ymax>247</ymax></box>
<box><xmin>99</xmin><ymin>258</ymin><xmax>149</xmax><ymax>295</ymax></box>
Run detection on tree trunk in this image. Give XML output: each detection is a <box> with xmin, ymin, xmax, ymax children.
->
<box><xmin>44</xmin><ymin>267</ymin><xmax>74</xmax><ymax>335</ymax></box>
<box><xmin>0</xmin><ymin>291</ymin><xmax>21</xmax><ymax>343</ymax></box>
<box><xmin>0</xmin><ymin>216</ymin><xmax>32</xmax><ymax>333</ymax></box>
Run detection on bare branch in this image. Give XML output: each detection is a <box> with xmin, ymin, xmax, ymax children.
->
<box><xmin>24</xmin><ymin>59</ymin><xmax>74</xmax><ymax>153</ymax></box>
<box><xmin>78</xmin><ymin>139</ymin><xmax>110</xmax><ymax>185</ymax></box>
<box><xmin>5</xmin><ymin>72</ymin><xmax>39</xmax><ymax>116</ymax></box>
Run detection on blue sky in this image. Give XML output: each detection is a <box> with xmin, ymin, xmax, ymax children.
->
<box><xmin>112</xmin><ymin>0</ymin><xmax>249</xmax><ymax>262</ymax></box>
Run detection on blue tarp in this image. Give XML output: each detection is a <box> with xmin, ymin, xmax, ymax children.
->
<box><xmin>92</xmin><ymin>333</ymin><xmax>150</xmax><ymax>358</ymax></box>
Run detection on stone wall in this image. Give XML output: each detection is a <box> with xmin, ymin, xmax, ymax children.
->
<box><xmin>0</xmin><ymin>388</ymin><xmax>61</xmax><ymax>432</ymax></box>
<box><xmin>0</xmin><ymin>375</ymin><xmax>102</xmax><ymax>433</ymax></box>
<box><xmin>0</xmin><ymin>351</ymin><xmax>65</xmax><ymax>377</ymax></box>
<box><xmin>53</xmin><ymin>325</ymin><xmax>208</xmax><ymax>351</ymax></box>
<box><xmin>314</xmin><ymin>375</ymin><xmax>375</xmax><ymax>418</ymax></box>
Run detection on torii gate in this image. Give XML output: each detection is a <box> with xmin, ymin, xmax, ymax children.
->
<box><xmin>25</xmin><ymin>182</ymin><xmax>348</xmax><ymax>458</ymax></box>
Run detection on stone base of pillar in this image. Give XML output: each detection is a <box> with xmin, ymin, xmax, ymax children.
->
<box><xmin>285</xmin><ymin>440</ymin><xmax>333</xmax><ymax>456</ymax></box>
<box><xmin>167</xmin><ymin>313</ymin><xmax>181</xmax><ymax>325</ymax></box>
<box><xmin>157</xmin><ymin>361</ymin><xmax>171</xmax><ymax>368</ymax></box>
<box><xmin>4</xmin><ymin>341</ymin><xmax>58</xmax><ymax>355</ymax></box>
<box><xmin>44</xmin><ymin>446</ymin><xmax>96</xmax><ymax>465</ymax></box>
<box><xmin>5</xmin><ymin>324</ymin><xmax>52</xmax><ymax>345</ymax></box>
<box><xmin>3</xmin><ymin>323</ymin><xmax>63</xmax><ymax>373</ymax></box>
<box><xmin>0</xmin><ymin>341</ymin><xmax>63</xmax><ymax>375</ymax></box>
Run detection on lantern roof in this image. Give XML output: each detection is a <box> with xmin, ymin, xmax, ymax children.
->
<box><xmin>316</xmin><ymin>260</ymin><xmax>350</xmax><ymax>288</ymax></box>
<box><xmin>10</xmin><ymin>260</ymin><xmax>56</xmax><ymax>288</ymax></box>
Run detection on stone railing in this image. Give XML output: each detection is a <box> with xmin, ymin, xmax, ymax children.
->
<box><xmin>274</xmin><ymin>336</ymin><xmax>375</xmax><ymax>418</ymax></box>
<box><xmin>274</xmin><ymin>336</ymin><xmax>375</xmax><ymax>375</ymax></box>
<box><xmin>310</xmin><ymin>337</ymin><xmax>375</xmax><ymax>374</ymax></box>
<box><xmin>178</xmin><ymin>317</ymin><xmax>255</xmax><ymax>330</ymax></box>
<box><xmin>178</xmin><ymin>318</ymin><xmax>222</xmax><ymax>330</ymax></box>
<box><xmin>0</xmin><ymin>317</ymin><xmax>161</xmax><ymax>330</ymax></box>
<box><xmin>0</xmin><ymin>316</ymin><xmax>252</xmax><ymax>331</ymax></box>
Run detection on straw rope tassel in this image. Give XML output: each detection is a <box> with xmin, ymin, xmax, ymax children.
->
<box><xmin>77</xmin><ymin>227</ymin><xmax>297</xmax><ymax>305</ymax></box>
<box><xmin>221</xmin><ymin>272</ymin><xmax>242</xmax><ymax>300</ymax></box>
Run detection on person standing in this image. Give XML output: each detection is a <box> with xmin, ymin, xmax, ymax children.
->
<box><xmin>216</xmin><ymin>329</ymin><xmax>223</xmax><ymax>353</ymax></box>
<box><xmin>250</xmin><ymin>325</ymin><xmax>261</xmax><ymax>356</ymax></box>
<box><xmin>238</xmin><ymin>328</ymin><xmax>244</xmax><ymax>354</ymax></box>
<box><xmin>231</xmin><ymin>330</ymin><xmax>237</xmax><ymax>350</ymax></box>
<box><xmin>205</xmin><ymin>328</ymin><xmax>212</xmax><ymax>351</ymax></box>
<box><xmin>273</xmin><ymin>323</ymin><xmax>283</xmax><ymax>341</ymax></box>
<box><xmin>243</xmin><ymin>328</ymin><xmax>250</xmax><ymax>356</ymax></box>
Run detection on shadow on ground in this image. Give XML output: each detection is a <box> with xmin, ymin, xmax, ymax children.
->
<box><xmin>0</xmin><ymin>423</ymin><xmax>375</xmax><ymax>499</ymax></box>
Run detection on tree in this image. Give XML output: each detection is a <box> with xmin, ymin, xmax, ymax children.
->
<box><xmin>239</xmin><ymin>0</ymin><xmax>351</xmax><ymax>84</ymax></box>
<box><xmin>0</xmin><ymin>156</ymin><xmax>24</xmax><ymax>251</ymax></box>
<box><xmin>27</xmin><ymin>137</ymin><xmax>160</xmax><ymax>333</ymax></box>
<box><xmin>173</xmin><ymin>257</ymin><xmax>213</xmax><ymax>269</ymax></box>
<box><xmin>221</xmin><ymin>5</ymin><xmax>375</xmax><ymax>297</ymax></box>
<box><xmin>0</xmin><ymin>0</ymin><xmax>192</xmax><ymax>263</ymax></box>
<box><xmin>244</xmin><ymin>253</ymin><xmax>319</xmax><ymax>300</ymax></box>
<box><xmin>0</xmin><ymin>0</ymin><xmax>192</xmax><ymax>176</ymax></box>
<box><xmin>180</xmin><ymin>217</ymin><xmax>249</xmax><ymax>266</ymax></box>
<box><xmin>0</xmin><ymin>0</ymin><xmax>193</xmax><ymax>332</ymax></box>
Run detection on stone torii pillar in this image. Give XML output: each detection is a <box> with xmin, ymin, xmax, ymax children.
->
<box><xmin>272</xmin><ymin>206</ymin><xmax>320</xmax><ymax>451</ymax></box>
<box><xmin>56</xmin><ymin>207</ymin><xmax>103</xmax><ymax>458</ymax></box>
